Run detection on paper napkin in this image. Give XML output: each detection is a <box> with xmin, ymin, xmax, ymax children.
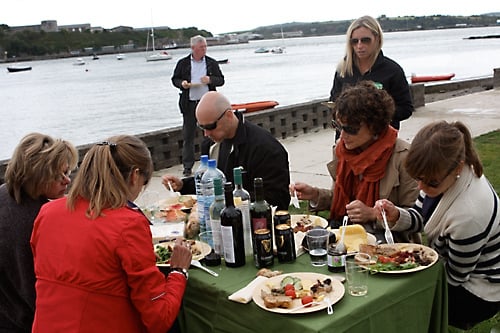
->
<box><xmin>228</xmin><ymin>276</ymin><xmax>268</xmax><ymax>304</ymax></box>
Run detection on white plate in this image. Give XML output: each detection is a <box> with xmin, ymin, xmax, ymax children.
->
<box><xmin>361</xmin><ymin>243</ymin><xmax>439</xmax><ymax>274</ymax></box>
<box><xmin>290</xmin><ymin>214</ymin><xmax>328</xmax><ymax>231</ymax></box>
<box><xmin>155</xmin><ymin>240</ymin><xmax>211</xmax><ymax>267</ymax></box>
<box><xmin>252</xmin><ymin>272</ymin><xmax>345</xmax><ymax>314</ymax></box>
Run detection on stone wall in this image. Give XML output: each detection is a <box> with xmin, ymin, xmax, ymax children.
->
<box><xmin>1</xmin><ymin>70</ymin><xmax>498</xmax><ymax>184</ymax></box>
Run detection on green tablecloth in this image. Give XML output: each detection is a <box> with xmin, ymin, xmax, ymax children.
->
<box><xmin>176</xmin><ymin>254</ymin><xmax>448</xmax><ymax>333</ymax></box>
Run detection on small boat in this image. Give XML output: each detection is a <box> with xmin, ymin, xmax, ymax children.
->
<box><xmin>7</xmin><ymin>65</ymin><xmax>32</xmax><ymax>73</ymax></box>
<box><xmin>116</xmin><ymin>53</ymin><xmax>126</xmax><ymax>60</ymax></box>
<box><xmin>92</xmin><ymin>54</ymin><xmax>99</xmax><ymax>60</ymax></box>
<box><xmin>231</xmin><ymin>101</ymin><xmax>279</xmax><ymax>113</ymax></box>
<box><xmin>411</xmin><ymin>73</ymin><xmax>455</xmax><ymax>84</ymax></box>
<box><xmin>271</xmin><ymin>47</ymin><xmax>284</xmax><ymax>54</ymax></box>
<box><xmin>73</xmin><ymin>58</ymin><xmax>85</xmax><ymax>66</ymax></box>
<box><xmin>217</xmin><ymin>58</ymin><xmax>229</xmax><ymax>64</ymax></box>
<box><xmin>254</xmin><ymin>47</ymin><xmax>270</xmax><ymax>54</ymax></box>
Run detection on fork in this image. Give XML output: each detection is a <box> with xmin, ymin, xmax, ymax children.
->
<box><xmin>190</xmin><ymin>260</ymin><xmax>219</xmax><ymax>277</ymax></box>
<box><xmin>334</xmin><ymin>215</ymin><xmax>349</xmax><ymax>253</ymax></box>
<box><xmin>325</xmin><ymin>297</ymin><xmax>334</xmax><ymax>315</ymax></box>
<box><xmin>381</xmin><ymin>209</ymin><xmax>395</xmax><ymax>245</ymax></box>
<box><xmin>290</xmin><ymin>189</ymin><xmax>300</xmax><ymax>208</ymax></box>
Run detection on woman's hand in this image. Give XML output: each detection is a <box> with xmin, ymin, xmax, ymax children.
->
<box><xmin>345</xmin><ymin>200</ymin><xmax>376</xmax><ymax>223</ymax></box>
<box><xmin>169</xmin><ymin>238</ymin><xmax>192</xmax><ymax>271</ymax></box>
<box><xmin>290</xmin><ymin>182</ymin><xmax>318</xmax><ymax>201</ymax></box>
<box><xmin>162</xmin><ymin>175</ymin><xmax>183</xmax><ymax>192</ymax></box>
<box><xmin>374</xmin><ymin>199</ymin><xmax>400</xmax><ymax>224</ymax></box>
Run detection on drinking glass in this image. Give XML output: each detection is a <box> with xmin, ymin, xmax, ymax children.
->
<box><xmin>345</xmin><ymin>253</ymin><xmax>370</xmax><ymax>296</ymax></box>
<box><xmin>306</xmin><ymin>228</ymin><xmax>330</xmax><ymax>266</ymax></box>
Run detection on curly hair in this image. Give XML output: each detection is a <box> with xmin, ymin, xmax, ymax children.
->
<box><xmin>333</xmin><ymin>80</ymin><xmax>395</xmax><ymax>136</ymax></box>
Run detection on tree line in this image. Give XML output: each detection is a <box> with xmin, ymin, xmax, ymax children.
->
<box><xmin>1</xmin><ymin>14</ymin><xmax>498</xmax><ymax>60</ymax></box>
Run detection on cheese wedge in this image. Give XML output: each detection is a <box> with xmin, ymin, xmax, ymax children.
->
<box><xmin>339</xmin><ymin>224</ymin><xmax>368</xmax><ymax>252</ymax></box>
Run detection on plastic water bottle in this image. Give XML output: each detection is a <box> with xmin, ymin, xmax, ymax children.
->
<box><xmin>233</xmin><ymin>167</ymin><xmax>253</xmax><ymax>257</ymax></box>
<box><xmin>200</xmin><ymin>159</ymin><xmax>226</xmax><ymax>233</ymax></box>
<box><xmin>195</xmin><ymin>155</ymin><xmax>209</xmax><ymax>232</ymax></box>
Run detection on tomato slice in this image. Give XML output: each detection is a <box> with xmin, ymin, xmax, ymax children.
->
<box><xmin>301</xmin><ymin>295</ymin><xmax>314</xmax><ymax>306</ymax></box>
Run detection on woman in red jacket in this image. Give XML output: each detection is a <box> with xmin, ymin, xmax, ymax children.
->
<box><xmin>31</xmin><ymin>135</ymin><xmax>192</xmax><ymax>333</ymax></box>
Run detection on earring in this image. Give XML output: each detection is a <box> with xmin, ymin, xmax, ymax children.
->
<box><xmin>456</xmin><ymin>174</ymin><xmax>460</xmax><ymax>179</ymax></box>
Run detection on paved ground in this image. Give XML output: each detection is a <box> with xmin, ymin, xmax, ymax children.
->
<box><xmin>144</xmin><ymin>89</ymin><xmax>500</xmax><ymax>198</ymax></box>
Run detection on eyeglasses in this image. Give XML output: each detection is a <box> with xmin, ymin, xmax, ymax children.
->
<box><xmin>415</xmin><ymin>163</ymin><xmax>458</xmax><ymax>188</ymax></box>
<box><xmin>197</xmin><ymin>108</ymin><xmax>230</xmax><ymax>131</ymax></box>
<box><xmin>350</xmin><ymin>37</ymin><xmax>372</xmax><ymax>45</ymax></box>
<box><xmin>331</xmin><ymin>120</ymin><xmax>361</xmax><ymax>136</ymax></box>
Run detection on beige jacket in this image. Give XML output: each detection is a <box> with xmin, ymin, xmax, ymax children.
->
<box><xmin>312</xmin><ymin>138</ymin><xmax>420</xmax><ymax>243</ymax></box>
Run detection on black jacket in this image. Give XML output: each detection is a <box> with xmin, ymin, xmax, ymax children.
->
<box><xmin>182</xmin><ymin>112</ymin><xmax>291</xmax><ymax>210</ymax></box>
<box><xmin>171</xmin><ymin>54</ymin><xmax>225</xmax><ymax>113</ymax></box>
<box><xmin>329</xmin><ymin>51</ymin><xmax>414</xmax><ymax>129</ymax></box>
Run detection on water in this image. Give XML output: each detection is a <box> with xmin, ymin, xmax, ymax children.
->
<box><xmin>2</xmin><ymin>26</ymin><xmax>500</xmax><ymax>160</ymax></box>
<box><xmin>309</xmin><ymin>248</ymin><xmax>328</xmax><ymax>267</ymax></box>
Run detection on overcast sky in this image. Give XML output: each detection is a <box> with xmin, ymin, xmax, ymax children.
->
<box><xmin>1</xmin><ymin>0</ymin><xmax>498</xmax><ymax>35</ymax></box>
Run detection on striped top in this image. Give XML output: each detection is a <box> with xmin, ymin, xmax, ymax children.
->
<box><xmin>394</xmin><ymin>165</ymin><xmax>500</xmax><ymax>302</ymax></box>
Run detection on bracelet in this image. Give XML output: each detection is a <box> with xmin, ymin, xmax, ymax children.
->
<box><xmin>170</xmin><ymin>267</ymin><xmax>189</xmax><ymax>280</ymax></box>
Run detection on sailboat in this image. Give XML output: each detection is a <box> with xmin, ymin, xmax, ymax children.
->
<box><xmin>146</xmin><ymin>27</ymin><xmax>172</xmax><ymax>62</ymax></box>
<box><xmin>271</xmin><ymin>26</ymin><xmax>286</xmax><ymax>54</ymax></box>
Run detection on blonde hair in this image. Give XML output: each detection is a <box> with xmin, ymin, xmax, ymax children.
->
<box><xmin>67</xmin><ymin>135</ymin><xmax>153</xmax><ymax>219</ymax></box>
<box><xmin>337</xmin><ymin>15</ymin><xmax>384</xmax><ymax>77</ymax></box>
<box><xmin>5</xmin><ymin>132</ymin><xmax>78</xmax><ymax>203</ymax></box>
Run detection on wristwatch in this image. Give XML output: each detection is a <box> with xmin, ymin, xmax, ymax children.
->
<box><xmin>170</xmin><ymin>267</ymin><xmax>189</xmax><ymax>280</ymax></box>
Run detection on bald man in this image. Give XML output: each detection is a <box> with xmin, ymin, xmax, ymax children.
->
<box><xmin>163</xmin><ymin>92</ymin><xmax>291</xmax><ymax>210</ymax></box>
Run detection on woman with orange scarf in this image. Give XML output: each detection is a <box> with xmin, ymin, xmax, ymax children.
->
<box><xmin>292</xmin><ymin>81</ymin><xmax>420</xmax><ymax>243</ymax></box>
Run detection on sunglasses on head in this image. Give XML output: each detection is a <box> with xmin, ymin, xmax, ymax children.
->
<box><xmin>331</xmin><ymin>120</ymin><xmax>361</xmax><ymax>135</ymax></box>
<box><xmin>197</xmin><ymin>108</ymin><xmax>230</xmax><ymax>131</ymax></box>
<box><xmin>350</xmin><ymin>37</ymin><xmax>372</xmax><ymax>45</ymax></box>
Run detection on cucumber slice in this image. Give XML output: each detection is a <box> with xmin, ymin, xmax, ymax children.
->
<box><xmin>280</xmin><ymin>276</ymin><xmax>295</xmax><ymax>288</ymax></box>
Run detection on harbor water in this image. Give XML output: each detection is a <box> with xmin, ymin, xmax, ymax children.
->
<box><xmin>1</xmin><ymin>26</ymin><xmax>499</xmax><ymax>159</ymax></box>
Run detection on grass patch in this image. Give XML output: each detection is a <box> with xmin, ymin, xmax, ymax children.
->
<box><xmin>474</xmin><ymin>130</ymin><xmax>500</xmax><ymax>196</ymax></box>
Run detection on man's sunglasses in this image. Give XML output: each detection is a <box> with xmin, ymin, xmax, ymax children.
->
<box><xmin>350</xmin><ymin>37</ymin><xmax>372</xmax><ymax>45</ymax></box>
<box><xmin>331</xmin><ymin>120</ymin><xmax>361</xmax><ymax>136</ymax></box>
<box><xmin>197</xmin><ymin>109</ymin><xmax>230</xmax><ymax>131</ymax></box>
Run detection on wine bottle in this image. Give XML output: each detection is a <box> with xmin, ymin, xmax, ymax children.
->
<box><xmin>209</xmin><ymin>177</ymin><xmax>225</xmax><ymax>256</ymax></box>
<box><xmin>220</xmin><ymin>182</ymin><xmax>245</xmax><ymax>267</ymax></box>
<box><xmin>233</xmin><ymin>167</ymin><xmax>253</xmax><ymax>257</ymax></box>
<box><xmin>250</xmin><ymin>177</ymin><xmax>274</xmax><ymax>268</ymax></box>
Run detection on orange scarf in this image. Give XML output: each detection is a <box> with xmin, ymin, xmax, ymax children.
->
<box><xmin>329</xmin><ymin>126</ymin><xmax>397</xmax><ymax>221</ymax></box>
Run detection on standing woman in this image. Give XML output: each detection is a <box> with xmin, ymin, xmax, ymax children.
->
<box><xmin>0</xmin><ymin>132</ymin><xmax>78</xmax><ymax>332</ymax></box>
<box><xmin>31</xmin><ymin>135</ymin><xmax>192</xmax><ymax>333</ymax></box>
<box><xmin>330</xmin><ymin>15</ymin><xmax>413</xmax><ymax>130</ymax></box>
<box><xmin>376</xmin><ymin>121</ymin><xmax>500</xmax><ymax>329</ymax></box>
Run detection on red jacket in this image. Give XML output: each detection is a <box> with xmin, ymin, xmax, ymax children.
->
<box><xmin>30</xmin><ymin>197</ymin><xmax>187</xmax><ymax>333</ymax></box>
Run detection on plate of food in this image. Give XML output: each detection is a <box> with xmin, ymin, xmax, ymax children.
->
<box><xmin>357</xmin><ymin>243</ymin><xmax>439</xmax><ymax>274</ymax></box>
<box><xmin>291</xmin><ymin>215</ymin><xmax>328</xmax><ymax>233</ymax></box>
<box><xmin>252</xmin><ymin>272</ymin><xmax>344</xmax><ymax>314</ymax></box>
<box><xmin>155</xmin><ymin>239</ymin><xmax>211</xmax><ymax>266</ymax></box>
<box><xmin>157</xmin><ymin>195</ymin><xmax>197</xmax><ymax>222</ymax></box>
